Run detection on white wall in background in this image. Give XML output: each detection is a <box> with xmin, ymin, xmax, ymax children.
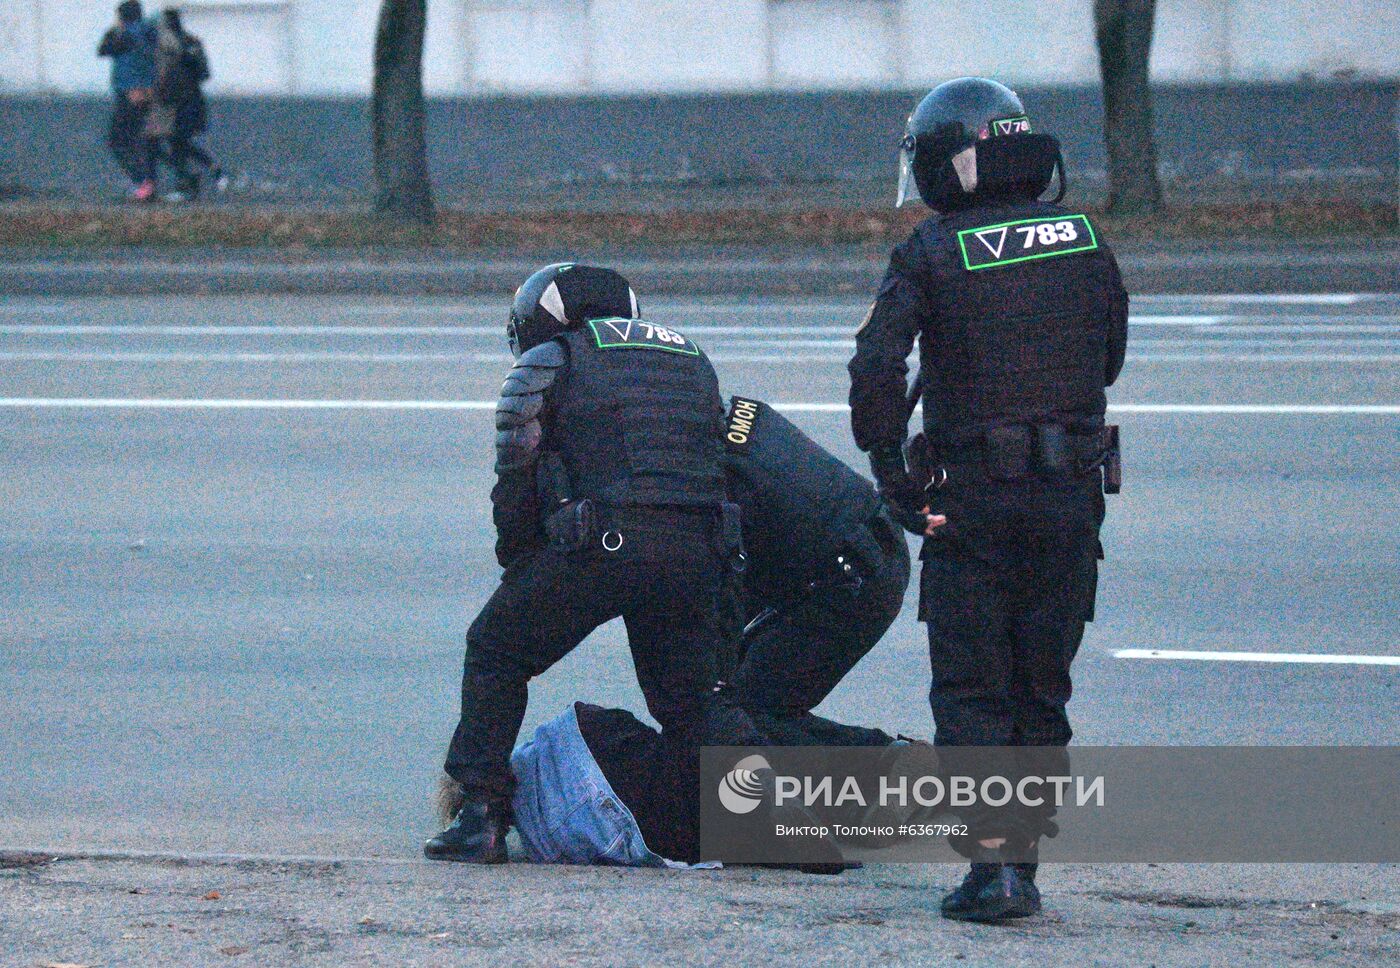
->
<box><xmin>1228</xmin><ymin>0</ymin><xmax>1400</xmax><ymax>80</ymax></box>
<box><xmin>769</xmin><ymin>0</ymin><xmax>901</xmax><ymax>87</ymax></box>
<box><xmin>587</xmin><ymin>0</ymin><xmax>770</xmax><ymax>91</ymax></box>
<box><xmin>3</xmin><ymin>0</ymin><xmax>1396</xmax><ymax>95</ymax></box>
<box><xmin>178</xmin><ymin>2</ymin><xmax>294</xmax><ymax>94</ymax></box>
<box><xmin>900</xmin><ymin>0</ymin><xmax>1101</xmax><ymax>86</ymax></box>
<box><xmin>0</xmin><ymin>3</ymin><xmax>45</xmax><ymax>90</ymax></box>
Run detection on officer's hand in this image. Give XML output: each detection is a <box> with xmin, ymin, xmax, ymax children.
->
<box><xmin>871</xmin><ymin>449</ymin><xmax>945</xmax><ymax>537</ymax></box>
<box><xmin>883</xmin><ymin>499</ymin><xmax>945</xmax><ymax>537</ymax></box>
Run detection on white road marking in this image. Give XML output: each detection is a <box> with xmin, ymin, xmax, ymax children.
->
<box><xmin>0</xmin><ymin>324</ymin><xmax>499</xmax><ymax>336</ymax></box>
<box><xmin>0</xmin><ymin>350</ymin><xmax>1396</xmax><ymax>366</ymax></box>
<box><xmin>2</xmin><ymin>398</ymin><xmax>1396</xmax><ymax>414</ymax></box>
<box><xmin>1135</xmin><ymin>355</ymin><xmax>1400</xmax><ymax>364</ymax></box>
<box><xmin>0</xmin><ymin>845</ymin><xmax>423</xmax><ymax>866</ymax></box>
<box><xmin>0</xmin><ymin>352</ymin><xmax>514</xmax><ymax>363</ymax></box>
<box><xmin>1115</xmin><ymin>648</ymin><xmax>1400</xmax><ymax>666</ymax></box>
<box><xmin>1126</xmin><ymin>315</ymin><xmax>1222</xmax><ymax>326</ymax></box>
<box><xmin>0</xmin><ymin>398</ymin><xmax>496</xmax><ymax>410</ymax></box>
<box><xmin>1130</xmin><ymin>339</ymin><xmax>1400</xmax><ymax>347</ymax></box>
<box><xmin>0</xmin><ymin>293</ymin><xmax>1378</xmax><ymax>313</ymax></box>
<box><xmin>1209</xmin><ymin>324</ymin><xmax>1400</xmax><ymax>334</ymax></box>
<box><xmin>1131</xmin><ymin>293</ymin><xmax>1376</xmax><ymax>306</ymax></box>
<box><xmin>0</xmin><ymin>304</ymin><xmax>69</xmax><ymax>314</ymax></box>
<box><xmin>1130</xmin><ymin>354</ymin><xmax>1400</xmax><ymax>364</ymax></box>
<box><xmin>0</xmin><ymin>315</ymin><xmax>1230</xmax><ymax>336</ymax></box>
<box><xmin>1109</xmin><ymin>403</ymin><xmax>1400</xmax><ymax>414</ymax></box>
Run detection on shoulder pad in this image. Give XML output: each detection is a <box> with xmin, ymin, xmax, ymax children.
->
<box><xmin>518</xmin><ymin>339</ymin><xmax>567</xmax><ymax>368</ymax></box>
<box><xmin>495</xmin><ymin>342</ymin><xmax>563</xmax><ymax>470</ymax></box>
<box><xmin>501</xmin><ymin>346</ymin><xmax>565</xmax><ymax>397</ymax></box>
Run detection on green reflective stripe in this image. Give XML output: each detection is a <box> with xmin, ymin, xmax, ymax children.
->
<box><xmin>957</xmin><ymin>214</ymin><xmax>1099</xmax><ymax>271</ymax></box>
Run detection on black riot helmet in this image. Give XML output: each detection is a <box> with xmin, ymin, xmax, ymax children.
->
<box><xmin>896</xmin><ymin>77</ymin><xmax>1065</xmax><ymax>211</ymax></box>
<box><xmin>506</xmin><ymin>263</ymin><xmax>640</xmax><ymax>357</ymax></box>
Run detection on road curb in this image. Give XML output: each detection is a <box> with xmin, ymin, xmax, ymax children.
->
<box><xmin>1</xmin><ymin>846</ymin><xmax>424</xmax><ymax>868</ymax></box>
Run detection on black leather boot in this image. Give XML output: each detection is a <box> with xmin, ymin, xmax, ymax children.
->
<box><xmin>941</xmin><ymin>861</ymin><xmax>1041</xmax><ymax>922</ymax></box>
<box><xmin>939</xmin><ymin>862</ymin><xmax>1001</xmax><ymax>917</ymax></box>
<box><xmin>424</xmin><ymin>800</ymin><xmax>510</xmax><ymax>863</ymax></box>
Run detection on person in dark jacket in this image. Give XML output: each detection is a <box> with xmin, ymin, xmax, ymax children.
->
<box><xmin>718</xmin><ymin>396</ymin><xmax>913</xmax><ymax>745</ymax></box>
<box><xmin>848</xmin><ymin>77</ymin><xmax>1128</xmax><ymax>922</ymax></box>
<box><xmin>425</xmin><ymin>264</ymin><xmax>771</xmax><ymax>865</ymax></box>
<box><xmin>152</xmin><ymin>8</ymin><xmax>223</xmax><ymax>200</ymax></box>
<box><xmin>97</xmin><ymin>0</ymin><xmax>158</xmax><ymax>201</ymax></box>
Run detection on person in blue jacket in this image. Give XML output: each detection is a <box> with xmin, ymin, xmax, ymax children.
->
<box><xmin>97</xmin><ymin>0</ymin><xmax>159</xmax><ymax>201</ymax></box>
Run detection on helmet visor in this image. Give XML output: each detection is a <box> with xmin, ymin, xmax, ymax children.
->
<box><xmin>507</xmin><ymin>309</ymin><xmax>524</xmax><ymax>358</ymax></box>
<box><xmin>896</xmin><ymin>135</ymin><xmax>919</xmax><ymax>207</ymax></box>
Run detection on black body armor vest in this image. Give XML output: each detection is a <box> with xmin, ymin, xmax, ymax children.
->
<box><xmin>549</xmin><ymin>320</ymin><xmax>727</xmax><ymax>508</ymax></box>
<box><xmin>920</xmin><ymin>202</ymin><xmax>1113</xmax><ymax>445</ymax></box>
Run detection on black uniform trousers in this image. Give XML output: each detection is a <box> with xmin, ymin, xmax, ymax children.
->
<box><xmin>730</xmin><ymin>510</ymin><xmax>910</xmax><ymax>741</ymax></box>
<box><xmin>444</xmin><ymin>506</ymin><xmax>766</xmax><ymax>811</ymax></box>
<box><xmin>920</xmin><ymin>471</ymin><xmax>1103</xmax><ymax>750</ymax></box>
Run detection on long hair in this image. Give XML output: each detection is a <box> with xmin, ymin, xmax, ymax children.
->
<box><xmin>434</xmin><ymin>774</ymin><xmax>466</xmax><ymax>824</ymax></box>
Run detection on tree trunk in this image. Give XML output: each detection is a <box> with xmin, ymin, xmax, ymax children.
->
<box><xmin>1094</xmin><ymin>0</ymin><xmax>1162</xmax><ymax>215</ymax></box>
<box><xmin>372</xmin><ymin>0</ymin><xmax>433</xmax><ymax>223</ymax></box>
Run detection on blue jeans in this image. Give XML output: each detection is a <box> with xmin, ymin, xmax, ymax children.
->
<box><xmin>510</xmin><ymin>703</ymin><xmax>716</xmax><ymax>868</ymax></box>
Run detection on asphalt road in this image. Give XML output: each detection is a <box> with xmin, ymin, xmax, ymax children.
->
<box><xmin>1</xmin><ymin>292</ymin><xmax>1397</xmax><ymax>964</ymax></box>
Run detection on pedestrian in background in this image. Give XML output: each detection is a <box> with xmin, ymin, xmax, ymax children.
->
<box><xmin>153</xmin><ymin>8</ymin><xmax>224</xmax><ymax>201</ymax></box>
<box><xmin>97</xmin><ymin>0</ymin><xmax>158</xmax><ymax>202</ymax></box>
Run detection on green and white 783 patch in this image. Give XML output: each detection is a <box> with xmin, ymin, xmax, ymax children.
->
<box><xmin>587</xmin><ymin>317</ymin><xmax>700</xmax><ymax>355</ymax></box>
<box><xmin>957</xmin><ymin>214</ymin><xmax>1098</xmax><ymax>271</ymax></box>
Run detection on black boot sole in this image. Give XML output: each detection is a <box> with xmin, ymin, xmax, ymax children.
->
<box><xmin>423</xmin><ymin>843</ymin><xmax>508</xmax><ymax>864</ymax></box>
<box><xmin>941</xmin><ymin>897</ymin><xmax>1040</xmax><ymax>922</ymax></box>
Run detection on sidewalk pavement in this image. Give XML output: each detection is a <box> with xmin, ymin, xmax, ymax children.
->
<box><xmin>1</xmin><ymin>239</ymin><xmax>1396</xmax><ymax>297</ymax></box>
<box><xmin>2</xmin><ymin>851</ymin><xmax>1395</xmax><ymax>967</ymax></box>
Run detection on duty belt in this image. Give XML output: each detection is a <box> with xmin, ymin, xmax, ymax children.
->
<box><xmin>544</xmin><ymin>499</ymin><xmax>747</xmax><ymax>569</ymax></box>
<box><xmin>924</xmin><ymin>423</ymin><xmax>1120</xmax><ymax>491</ymax></box>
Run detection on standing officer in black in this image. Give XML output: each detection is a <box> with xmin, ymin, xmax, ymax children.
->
<box><xmin>427</xmin><ymin>263</ymin><xmax>763</xmax><ymax>862</ymax></box>
<box><xmin>848</xmin><ymin>78</ymin><xmax>1128</xmax><ymax>921</ymax></box>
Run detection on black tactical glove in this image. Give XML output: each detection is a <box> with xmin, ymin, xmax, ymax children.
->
<box><xmin>869</xmin><ymin>446</ymin><xmax>929</xmax><ymax>536</ymax></box>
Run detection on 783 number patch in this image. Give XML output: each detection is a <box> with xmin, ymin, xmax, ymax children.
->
<box><xmin>587</xmin><ymin>317</ymin><xmax>700</xmax><ymax>356</ymax></box>
<box><xmin>957</xmin><ymin>214</ymin><xmax>1099</xmax><ymax>271</ymax></box>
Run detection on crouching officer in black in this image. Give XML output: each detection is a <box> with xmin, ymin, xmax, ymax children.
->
<box><xmin>427</xmin><ymin>263</ymin><xmax>765</xmax><ymax>862</ymax></box>
<box><xmin>720</xmin><ymin>395</ymin><xmax>911</xmax><ymax>746</ymax></box>
<box><xmin>847</xmin><ymin>78</ymin><xmax>1128</xmax><ymax>921</ymax></box>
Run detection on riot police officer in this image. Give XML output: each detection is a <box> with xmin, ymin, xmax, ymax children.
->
<box><xmin>427</xmin><ymin>263</ymin><xmax>764</xmax><ymax>862</ymax></box>
<box><xmin>847</xmin><ymin>78</ymin><xmax>1128</xmax><ymax>921</ymax></box>
<box><xmin>719</xmin><ymin>395</ymin><xmax>911</xmax><ymax>747</ymax></box>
